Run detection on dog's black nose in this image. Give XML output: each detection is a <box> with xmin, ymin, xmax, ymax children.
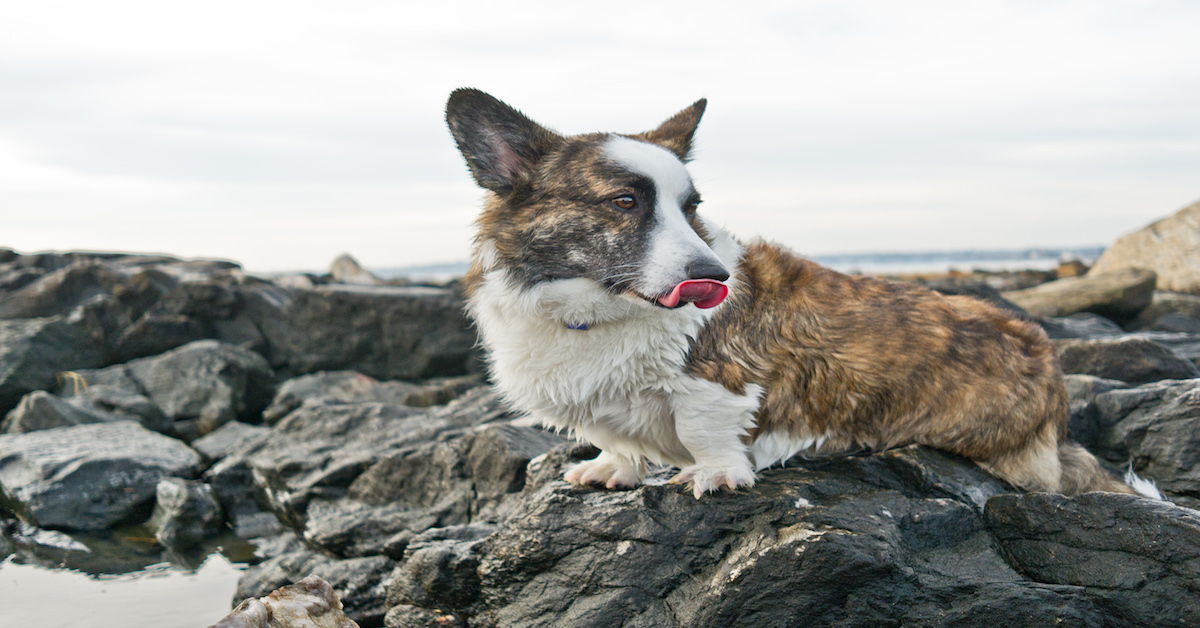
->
<box><xmin>686</xmin><ymin>259</ymin><xmax>730</xmax><ymax>282</ymax></box>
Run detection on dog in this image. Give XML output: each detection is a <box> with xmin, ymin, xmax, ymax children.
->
<box><xmin>445</xmin><ymin>88</ymin><xmax>1160</xmax><ymax>500</ymax></box>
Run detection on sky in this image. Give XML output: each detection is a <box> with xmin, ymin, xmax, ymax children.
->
<box><xmin>1</xmin><ymin>1</ymin><xmax>1198</xmax><ymax>273</ymax></box>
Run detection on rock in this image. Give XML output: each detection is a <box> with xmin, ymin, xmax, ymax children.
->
<box><xmin>387</xmin><ymin>444</ymin><xmax>1137</xmax><ymax>627</ymax></box>
<box><xmin>383</xmin><ymin>605</ymin><xmax>462</xmax><ymax>628</ymax></box>
<box><xmin>254</xmin><ymin>285</ymin><xmax>478</xmax><ymax>381</ymax></box>
<box><xmin>1041</xmin><ymin>312</ymin><xmax>1125</xmax><ymax>340</ymax></box>
<box><xmin>1002</xmin><ymin>268</ymin><xmax>1157</xmax><ymax>322</ymax></box>
<box><xmin>330</xmin><ymin>254</ymin><xmax>385</xmax><ymax>286</ymax></box>
<box><xmin>1055</xmin><ymin>336</ymin><xmax>1200</xmax><ymax>384</ymax></box>
<box><xmin>1063</xmin><ymin>374</ymin><xmax>1129</xmax><ymax>449</ymax></box>
<box><xmin>1089</xmin><ymin>378</ymin><xmax>1200</xmax><ymax>497</ymax></box>
<box><xmin>0</xmin><ymin>317</ymin><xmax>106</xmax><ymax>415</ymax></box>
<box><xmin>261</xmin><ymin>372</ymin><xmax>423</xmax><ymax>425</ymax></box>
<box><xmin>69</xmin><ymin>340</ymin><xmax>275</xmax><ymax>440</ymax></box>
<box><xmin>192</xmin><ymin>421</ymin><xmax>270</xmax><ymax>462</ymax></box>
<box><xmin>1131</xmin><ymin>292</ymin><xmax>1200</xmax><ymax>332</ymax></box>
<box><xmin>150</xmin><ymin>477</ymin><xmax>223</xmax><ymax>549</ymax></box>
<box><xmin>1089</xmin><ymin>199</ymin><xmax>1200</xmax><ymax>294</ymax></box>
<box><xmin>0</xmin><ymin>262</ymin><xmax>129</xmax><ymax>320</ymax></box>
<box><xmin>303</xmin><ymin>423</ymin><xmax>564</xmax><ymax>558</ymax></box>
<box><xmin>0</xmin><ymin>422</ymin><xmax>202</xmax><ymax>530</ymax></box>
<box><xmin>212</xmin><ymin>575</ymin><xmax>359</xmax><ymax>628</ymax></box>
<box><xmin>205</xmin><ymin>456</ymin><xmax>284</xmax><ymax>539</ymax></box>
<box><xmin>1056</xmin><ymin>259</ymin><xmax>1089</xmax><ymax>278</ymax></box>
<box><xmin>925</xmin><ymin>280</ymin><xmax>1033</xmax><ymax>321</ymax></box>
<box><xmin>3</xmin><ymin>391</ymin><xmax>107</xmax><ymax>433</ymax></box>
<box><xmin>235</xmin><ymin>550</ymin><xmax>394</xmax><ymax>626</ymax></box>
<box><xmin>227</xmin><ymin>388</ymin><xmax>510</xmax><ymax>529</ymax></box>
<box><xmin>113</xmin><ymin>313</ymin><xmax>208</xmax><ymax>361</ymax></box>
<box><xmin>985</xmin><ymin>492</ymin><xmax>1200</xmax><ymax>627</ymax></box>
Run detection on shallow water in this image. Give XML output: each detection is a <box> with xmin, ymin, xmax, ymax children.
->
<box><xmin>0</xmin><ymin>553</ymin><xmax>245</xmax><ymax>627</ymax></box>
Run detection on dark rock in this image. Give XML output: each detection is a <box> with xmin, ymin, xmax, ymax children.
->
<box><xmin>254</xmin><ymin>284</ymin><xmax>478</xmax><ymax>381</ymax></box>
<box><xmin>986</xmin><ymin>492</ymin><xmax>1200</xmax><ymax>627</ymax></box>
<box><xmin>261</xmin><ymin>371</ymin><xmax>423</xmax><ymax>424</ymax></box>
<box><xmin>0</xmin><ymin>316</ymin><xmax>106</xmax><ymax>415</ymax></box>
<box><xmin>71</xmin><ymin>340</ymin><xmax>275</xmax><ymax>440</ymax></box>
<box><xmin>0</xmin><ymin>262</ymin><xmax>129</xmax><ymax>320</ymax></box>
<box><xmin>205</xmin><ymin>456</ymin><xmax>284</xmax><ymax>539</ymax></box>
<box><xmin>384</xmin><ymin>605</ymin><xmax>463</xmax><ymax>628</ymax></box>
<box><xmin>1003</xmin><ymin>268</ymin><xmax>1157</xmax><ymax>322</ymax></box>
<box><xmin>1090</xmin><ymin>378</ymin><xmax>1200</xmax><ymax>497</ymax></box>
<box><xmin>63</xmin><ymin>384</ymin><xmax>171</xmax><ymax>432</ymax></box>
<box><xmin>1055</xmin><ymin>336</ymin><xmax>1200</xmax><ymax>384</ymax></box>
<box><xmin>235</xmin><ymin>550</ymin><xmax>395</xmax><ymax>627</ymax></box>
<box><xmin>149</xmin><ymin>477</ymin><xmax>223</xmax><ymax>549</ymax></box>
<box><xmin>1131</xmin><ymin>292</ymin><xmax>1200</xmax><ymax>331</ymax></box>
<box><xmin>926</xmin><ymin>280</ymin><xmax>1033</xmax><ymax>320</ymax></box>
<box><xmin>1042</xmin><ymin>312</ymin><xmax>1125</xmax><ymax>340</ymax></box>
<box><xmin>191</xmin><ymin>421</ymin><xmax>270</xmax><ymax>462</ymax></box>
<box><xmin>384</xmin><ymin>444</ymin><xmax>1126</xmax><ymax>628</ymax></box>
<box><xmin>213</xmin><ymin>575</ymin><xmax>359</xmax><ymax>628</ymax></box>
<box><xmin>0</xmin><ymin>422</ymin><xmax>202</xmax><ymax>530</ymax></box>
<box><xmin>1063</xmin><ymin>374</ymin><xmax>1128</xmax><ymax>449</ymax></box>
<box><xmin>113</xmin><ymin>313</ymin><xmax>208</xmax><ymax>361</ymax></box>
<box><xmin>303</xmin><ymin>423</ymin><xmax>564</xmax><ymax>558</ymax></box>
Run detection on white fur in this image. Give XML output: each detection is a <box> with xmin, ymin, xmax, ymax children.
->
<box><xmin>1125</xmin><ymin>466</ymin><xmax>1165</xmax><ymax>500</ymax></box>
<box><xmin>603</xmin><ymin>137</ymin><xmax>728</xmax><ymax>297</ymax></box>
<box><xmin>749</xmin><ymin>432</ymin><xmax>830</xmax><ymax>471</ymax></box>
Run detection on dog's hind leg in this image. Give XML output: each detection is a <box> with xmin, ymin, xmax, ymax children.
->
<box><xmin>668</xmin><ymin>377</ymin><xmax>763</xmax><ymax>498</ymax></box>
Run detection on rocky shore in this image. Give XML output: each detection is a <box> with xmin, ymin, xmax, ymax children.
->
<box><xmin>3</xmin><ymin>200</ymin><xmax>1200</xmax><ymax>628</ymax></box>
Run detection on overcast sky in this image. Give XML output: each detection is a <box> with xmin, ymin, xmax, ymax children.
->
<box><xmin>2</xmin><ymin>1</ymin><xmax>1198</xmax><ymax>272</ymax></box>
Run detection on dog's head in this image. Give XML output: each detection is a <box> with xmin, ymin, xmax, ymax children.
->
<box><xmin>446</xmin><ymin>89</ymin><xmax>732</xmax><ymax>319</ymax></box>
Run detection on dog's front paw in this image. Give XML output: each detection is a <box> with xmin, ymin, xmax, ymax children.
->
<box><xmin>564</xmin><ymin>452</ymin><xmax>644</xmax><ymax>490</ymax></box>
<box><xmin>669</xmin><ymin>463</ymin><xmax>756</xmax><ymax>499</ymax></box>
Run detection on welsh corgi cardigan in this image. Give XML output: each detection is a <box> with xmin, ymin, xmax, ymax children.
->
<box><xmin>445</xmin><ymin>88</ymin><xmax>1159</xmax><ymax>500</ymax></box>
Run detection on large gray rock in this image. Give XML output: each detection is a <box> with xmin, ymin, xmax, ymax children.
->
<box><xmin>1055</xmin><ymin>336</ymin><xmax>1200</xmax><ymax>384</ymax></box>
<box><xmin>191</xmin><ymin>421</ymin><xmax>270</xmax><ymax>462</ymax></box>
<box><xmin>0</xmin><ymin>422</ymin><xmax>202</xmax><ymax>530</ymax></box>
<box><xmin>253</xmin><ymin>284</ymin><xmax>478</xmax><ymax>381</ymax></box>
<box><xmin>0</xmin><ymin>317</ymin><xmax>106</xmax><ymax>415</ymax></box>
<box><xmin>261</xmin><ymin>371</ymin><xmax>423</xmax><ymax>425</ymax></box>
<box><xmin>1131</xmin><ymin>292</ymin><xmax>1200</xmax><ymax>332</ymax></box>
<box><xmin>986</xmin><ymin>492</ymin><xmax>1200</xmax><ymax>627</ymax></box>
<box><xmin>1089</xmin><ymin>199</ymin><xmax>1200</xmax><ymax>294</ymax></box>
<box><xmin>1003</xmin><ymin>268</ymin><xmax>1157</xmax><ymax>321</ymax></box>
<box><xmin>235</xmin><ymin>550</ymin><xmax>394</xmax><ymax>626</ymax></box>
<box><xmin>65</xmin><ymin>340</ymin><xmax>275</xmax><ymax>440</ymax></box>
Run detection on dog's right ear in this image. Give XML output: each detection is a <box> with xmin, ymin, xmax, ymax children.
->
<box><xmin>446</xmin><ymin>89</ymin><xmax>560</xmax><ymax>194</ymax></box>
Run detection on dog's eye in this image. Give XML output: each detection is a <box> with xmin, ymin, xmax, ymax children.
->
<box><xmin>611</xmin><ymin>196</ymin><xmax>637</xmax><ymax>211</ymax></box>
<box><xmin>684</xmin><ymin>199</ymin><xmax>702</xmax><ymax>216</ymax></box>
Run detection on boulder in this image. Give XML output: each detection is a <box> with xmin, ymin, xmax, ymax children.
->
<box><xmin>0</xmin><ymin>422</ymin><xmax>202</xmax><ymax>530</ymax></box>
<box><xmin>212</xmin><ymin>575</ymin><xmax>359</xmax><ymax>628</ymax></box>
<box><xmin>235</xmin><ymin>550</ymin><xmax>394</xmax><ymax>626</ymax></box>
<box><xmin>1041</xmin><ymin>312</ymin><xmax>1125</xmax><ymax>340</ymax></box>
<box><xmin>1002</xmin><ymin>268</ymin><xmax>1157</xmax><ymax>322</ymax></box>
<box><xmin>1055</xmin><ymin>336</ymin><xmax>1200</xmax><ymax>384</ymax></box>
<box><xmin>66</xmin><ymin>340</ymin><xmax>275</xmax><ymax>440</ymax></box>
<box><xmin>150</xmin><ymin>477</ymin><xmax>224</xmax><ymax>550</ymax></box>
<box><xmin>1131</xmin><ymin>292</ymin><xmax>1200</xmax><ymax>332</ymax></box>
<box><xmin>191</xmin><ymin>421</ymin><xmax>270</xmax><ymax>462</ymax></box>
<box><xmin>261</xmin><ymin>372</ymin><xmax>423</xmax><ymax>425</ymax></box>
<box><xmin>2</xmin><ymin>390</ymin><xmax>126</xmax><ymax>433</ymax></box>
<box><xmin>1063</xmin><ymin>374</ymin><xmax>1128</xmax><ymax>449</ymax></box>
<box><xmin>0</xmin><ymin>317</ymin><xmax>106</xmax><ymax>415</ymax></box>
<box><xmin>1089</xmin><ymin>199</ymin><xmax>1200</xmax><ymax>294</ymax></box>
<box><xmin>986</xmin><ymin>492</ymin><xmax>1200</xmax><ymax>627</ymax></box>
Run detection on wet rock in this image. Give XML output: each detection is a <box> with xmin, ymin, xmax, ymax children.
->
<box><xmin>0</xmin><ymin>316</ymin><xmax>106</xmax><ymax>415</ymax></box>
<box><xmin>254</xmin><ymin>284</ymin><xmax>478</xmax><ymax>381</ymax></box>
<box><xmin>1003</xmin><ymin>267</ymin><xmax>1157</xmax><ymax>322</ymax></box>
<box><xmin>330</xmin><ymin>254</ymin><xmax>385</xmax><ymax>286</ymax></box>
<box><xmin>385</xmin><ymin>524</ymin><xmax>494</xmax><ymax>613</ymax></box>
<box><xmin>986</xmin><ymin>492</ymin><xmax>1200</xmax><ymax>627</ymax></box>
<box><xmin>383</xmin><ymin>605</ymin><xmax>462</xmax><ymax>628</ymax></box>
<box><xmin>1042</xmin><ymin>312</ymin><xmax>1125</xmax><ymax>340</ymax></box>
<box><xmin>261</xmin><ymin>372</ymin><xmax>423</xmax><ymax>425</ymax></box>
<box><xmin>1055</xmin><ymin>336</ymin><xmax>1200</xmax><ymax>384</ymax></box>
<box><xmin>0</xmin><ymin>422</ymin><xmax>202</xmax><ymax>530</ymax></box>
<box><xmin>212</xmin><ymin>575</ymin><xmax>359</xmax><ymax>628</ymax></box>
<box><xmin>1063</xmin><ymin>374</ymin><xmax>1129</xmax><ymax>449</ymax></box>
<box><xmin>1089</xmin><ymin>198</ymin><xmax>1200</xmax><ymax>294</ymax></box>
<box><xmin>150</xmin><ymin>477</ymin><xmax>223</xmax><ymax>550</ymax></box>
<box><xmin>2</xmin><ymin>391</ymin><xmax>117</xmax><ymax>433</ymax></box>
<box><xmin>205</xmin><ymin>456</ymin><xmax>284</xmax><ymax>539</ymax></box>
<box><xmin>1089</xmin><ymin>378</ymin><xmax>1200</xmax><ymax>497</ymax></box>
<box><xmin>113</xmin><ymin>313</ymin><xmax>209</xmax><ymax>361</ymax></box>
<box><xmin>235</xmin><ymin>550</ymin><xmax>394</xmax><ymax>627</ymax></box>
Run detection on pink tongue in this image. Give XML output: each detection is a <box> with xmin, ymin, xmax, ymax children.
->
<box><xmin>657</xmin><ymin>279</ymin><xmax>729</xmax><ymax>309</ymax></box>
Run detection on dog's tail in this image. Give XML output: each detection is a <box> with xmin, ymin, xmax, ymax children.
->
<box><xmin>1058</xmin><ymin>440</ymin><xmax>1163</xmax><ymax>499</ymax></box>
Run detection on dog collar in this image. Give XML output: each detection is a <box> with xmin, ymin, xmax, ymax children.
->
<box><xmin>565</xmin><ymin>322</ymin><xmax>590</xmax><ymax>331</ymax></box>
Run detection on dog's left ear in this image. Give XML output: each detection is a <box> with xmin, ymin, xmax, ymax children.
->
<box><xmin>633</xmin><ymin>99</ymin><xmax>707</xmax><ymax>162</ymax></box>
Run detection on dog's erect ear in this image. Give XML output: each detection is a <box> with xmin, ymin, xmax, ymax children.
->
<box><xmin>633</xmin><ymin>99</ymin><xmax>707</xmax><ymax>162</ymax></box>
<box><xmin>446</xmin><ymin>89</ymin><xmax>561</xmax><ymax>193</ymax></box>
